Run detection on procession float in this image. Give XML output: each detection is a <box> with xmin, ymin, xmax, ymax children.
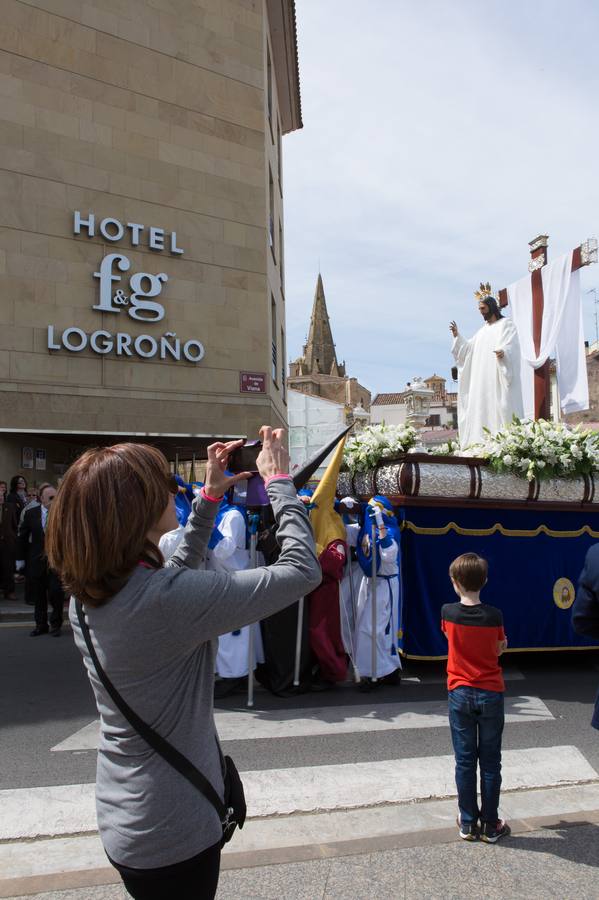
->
<box><xmin>336</xmin><ymin>234</ymin><xmax>599</xmax><ymax>659</ymax></box>
<box><xmin>338</xmin><ymin>418</ymin><xmax>599</xmax><ymax>659</ymax></box>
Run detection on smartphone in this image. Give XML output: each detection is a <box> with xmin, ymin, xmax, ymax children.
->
<box><xmin>228</xmin><ymin>441</ymin><xmax>262</xmax><ymax>474</ymax></box>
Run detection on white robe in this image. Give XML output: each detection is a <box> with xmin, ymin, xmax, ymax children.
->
<box><xmin>158</xmin><ymin>526</ymin><xmax>188</xmax><ymax>562</ymax></box>
<box><xmin>207</xmin><ymin>508</ymin><xmax>264</xmax><ymax>678</ymax></box>
<box><xmin>345</xmin><ymin>524</ymin><xmax>402</xmax><ymax>679</ymax></box>
<box><xmin>452</xmin><ymin>317</ymin><xmax>524</xmax><ymax>448</ymax></box>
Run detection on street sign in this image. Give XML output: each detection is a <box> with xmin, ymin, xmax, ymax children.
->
<box><xmin>240</xmin><ymin>372</ymin><xmax>266</xmax><ymax>393</ymax></box>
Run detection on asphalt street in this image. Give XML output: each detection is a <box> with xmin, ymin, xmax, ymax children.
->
<box><xmin>4</xmin><ymin>617</ymin><xmax>599</xmax><ymax>899</ymax></box>
<box><xmin>2</xmin><ymin>621</ymin><xmax>599</xmax><ymax>791</ymax></box>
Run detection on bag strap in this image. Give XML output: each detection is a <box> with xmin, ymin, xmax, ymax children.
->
<box><xmin>75</xmin><ymin>599</ymin><xmax>228</xmax><ymax>823</ymax></box>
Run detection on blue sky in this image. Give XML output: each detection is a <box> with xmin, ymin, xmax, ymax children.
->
<box><xmin>283</xmin><ymin>0</ymin><xmax>599</xmax><ymax>396</ymax></box>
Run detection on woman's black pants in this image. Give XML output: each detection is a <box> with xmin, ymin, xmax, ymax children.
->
<box><xmin>109</xmin><ymin>840</ymin><xmax>221</xmax><ymax>900</ymax></box>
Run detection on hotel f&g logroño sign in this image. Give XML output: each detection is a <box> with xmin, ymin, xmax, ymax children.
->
<box><xmin>47</xmin><ymin>212</ymin><xmax>205</xmax><ymax>363</ymax></box>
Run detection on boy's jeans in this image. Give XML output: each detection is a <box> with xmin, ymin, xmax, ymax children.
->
<box><xmin>448</xmin><ymin>686</ymin><xmax>504</xmax><ymax>826</ymax></box>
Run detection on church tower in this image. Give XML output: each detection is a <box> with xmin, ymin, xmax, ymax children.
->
<box><xmin>288</xmin><ymin>274</ymin><xmax>370</xmax><ymax>416</ymax></box>
<box><xmin>302</xmin><ymin>274</ymin><xmax>345</xmax><ymax>377</ymax></box>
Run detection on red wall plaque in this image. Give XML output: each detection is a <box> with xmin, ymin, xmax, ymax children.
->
<box><xmin>240</xmin><ymin>371</ymin><xmax>266</xmax><ymax>393</ymax></box>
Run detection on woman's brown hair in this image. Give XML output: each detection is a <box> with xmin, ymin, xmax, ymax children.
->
<box><xmin>46</xmin><ymin>443</ymin><xmax>171</xmax><ymax>607</ymax></box>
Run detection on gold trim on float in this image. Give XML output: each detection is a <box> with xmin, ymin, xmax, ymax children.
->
<box><xmin>402</xmin><ymin>521</ymin><xmax>599</xmax><ymax>539</ymax></box>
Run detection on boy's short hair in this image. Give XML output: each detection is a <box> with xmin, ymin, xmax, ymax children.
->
<box><xmin>449</xmin><ymin>553</ymin><xmax>488</xmax><ymax>592</ymax></box>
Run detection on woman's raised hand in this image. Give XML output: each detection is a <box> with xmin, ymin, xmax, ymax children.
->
<box><xmin>256</xmin><ymin>426</ymin><xmax>289</xmax><ymax>481</ymax></box>
<box><xmin>203</xmin><ymin>439</ymin><xmax>251</xmax><ymax>498</ymax></box>
<box><xmin>203</xmin><ymin>428</ymin><xmax>289</xmax><ymax>497</ymax></box>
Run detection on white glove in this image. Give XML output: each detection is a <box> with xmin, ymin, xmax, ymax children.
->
<box><xmin>15</xmin><ymin>560</ymin><xmax>25</xmax><ymax>572</ymax></box>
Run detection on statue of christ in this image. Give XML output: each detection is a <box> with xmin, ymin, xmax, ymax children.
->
<box><xmin>450</xmin><ymin>286</ymin><xmax>524</xmax><ymax>448</ymax></box>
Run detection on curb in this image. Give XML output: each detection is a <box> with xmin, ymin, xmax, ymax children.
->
<box><xmin>2</xmin><ymin>808</ymin><xmax>599</xmax><ymax>898</ymax></box>
<box><xmin>0</xmin><ymin>611</ymin><xmax>34</xmax><ymax>623</ymax></box>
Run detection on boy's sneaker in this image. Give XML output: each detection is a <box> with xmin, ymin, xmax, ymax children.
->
<box><xmin>456</xmin><ymin>816</ymin><xmax>478</xmax><ymax>841</ymax></box>
<box><xmin>480</xmin><ymin>819</ymin><xmax>511</xmax><ymax>843</ymax></box>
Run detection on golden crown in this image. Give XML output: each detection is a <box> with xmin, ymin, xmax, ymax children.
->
<box><xmin>474</xmin><ymin>281</ymin><xmax>493</xmax><ymax>300</ymax></box>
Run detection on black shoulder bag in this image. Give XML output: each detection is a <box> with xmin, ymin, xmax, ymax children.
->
<box><xmin>75</xmin><ymin>600</ymin><xmax>246</xmax><ymax>846</ymax></box>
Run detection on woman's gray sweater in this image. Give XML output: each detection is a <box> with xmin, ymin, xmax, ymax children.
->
<box><xmin>70</xmin><ymin>478</ymin><xmax>321</xmax><ymax>869</ymax></box>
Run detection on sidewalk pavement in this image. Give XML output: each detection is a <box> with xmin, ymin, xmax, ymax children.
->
<box><xmin>0</xmin><ymin>582</ymin><xmax>33</xmax><ymax>623</ymax></box>
<box><xmin>0</xmin><ymin>587</ymin><xmax>68</xmax><ymax>626</ymax></box>
<box><xmin>3</xmin><ymin>818</ymin><xmax>599</xmax><ymax>899</ymax></box>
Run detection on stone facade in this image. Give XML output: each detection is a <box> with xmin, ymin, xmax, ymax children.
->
<box><xmin>565</xmin><ymin>346</ymin><xmax>599</xmax><ymax>427</ymax></box>
<box><xmin>287</xmin><ymin>274</ymin><xmax>371</xmax><ymax>422</ymax></box>
<box><xmin>0</xmin><ymin>0</ymin><xmax>301</xmax><ymax>479</ymax></box>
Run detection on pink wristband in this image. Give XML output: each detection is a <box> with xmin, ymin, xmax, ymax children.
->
<box><xmin>264</xmin><ymin>473</ymin><xmax>291</xmax><ymax>487</ymax></box>
<box><xmin>200</xmin><ymin>486</ymin><xmax>224</xmax><ymax>503</ymax></box>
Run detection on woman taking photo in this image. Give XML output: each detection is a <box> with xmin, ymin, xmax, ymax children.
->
<box><xmin>46</xmin><ymin>427</ymin><xmax>320</xmax><ymax>900</ymax></box>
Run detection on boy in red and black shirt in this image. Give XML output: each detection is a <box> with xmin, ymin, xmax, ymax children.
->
<box><xmin>441</xmin><ymin>552</ymin><xmax>510</xmax><ymax>844</ymax></box>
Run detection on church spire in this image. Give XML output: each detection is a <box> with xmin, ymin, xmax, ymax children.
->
<box><xmin>303</xmin><ymin>274</ymin><xmax>340</xmax><ymax>376</ymax></box>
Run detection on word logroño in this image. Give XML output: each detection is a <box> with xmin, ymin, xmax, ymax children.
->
<box><xmin>47</xmin><ymin>327</ymin><xmax>204</xmax><ymax>362</ymax></box>
<box><xmin>47</xmin><ymin>212</ymin><xmax>205</xmax><ymax>364</ymax></box>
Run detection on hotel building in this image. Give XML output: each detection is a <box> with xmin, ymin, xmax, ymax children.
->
<box><xmin>0</xmin><ymin>0</ymin><xmax>301</xmax><ymax>478</ymax></box>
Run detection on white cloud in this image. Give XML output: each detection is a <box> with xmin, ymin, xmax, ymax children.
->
<box><xmin>284</xmin><ymin>0</ymin><xmax>599</xmax><ymax>394</ymax></box>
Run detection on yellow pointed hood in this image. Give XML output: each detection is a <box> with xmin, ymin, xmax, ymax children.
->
<box><xmin>310</xmin><ymin>435</ymin><xmax>348</xmax><ymax>557</ymax></box>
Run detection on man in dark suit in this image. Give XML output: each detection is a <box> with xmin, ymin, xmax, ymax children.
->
<box><xmin>16</xmin><ymin>484</ymin><xmax>65</xmax><ymax>637</ymax></box>
<box><xmin>572</xmin><ymin>544</ymin><xmax>599</xmax><ymax>730</ymax></box>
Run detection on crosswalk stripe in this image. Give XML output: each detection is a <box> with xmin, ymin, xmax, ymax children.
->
<box><xmin>242</xmin><ymin>746</ymin><xmax>598</xmax><ymax>817</ymax></box>
<box><xmin>1</xmin><ymin>783</ymin><xmax>96</xmax><ymax>841</ymax></box>
<box><xmin>47</xmin><ymin>665</ymin><xmax>526</xmax><ymax>752</ymax></box>
<box><xmin>3</xmin><ymin>745</ymin><xmax>595</xmax><ymax>841</ymax></box>
<box><xmin>215</xmin><ymin>697</ymin><xmax>553</xmax><ymax>741</ymax></box>
<box><xmin>212</xmin><ymin>695</ymin><xmax>551</xmax><ymax>740</ymax></box>
<box><xmin>51</xmin><ymin>694</ymin><xmax>552</xmax><ymax>751</ymax></box>
<box><xmin>51</xmin><ymin>721</ymin><xmax>99</xmax><ymax>752</ymax></box>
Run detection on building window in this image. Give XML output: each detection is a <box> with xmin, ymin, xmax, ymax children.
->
<box><xmin>280</xmin><ymin>326</ymin><xmax>286</xmax><ymax>400</ymax></box>
<box><xmin>269</xmin><ymin>168</ymin><xmax>275</xmax><ymax>259</ymax></box>
<box><xmin>266</xmin><ymin>46</ymin><xmax>273</xmax><ymax>137</ymax></box>
<box><xmin>271</xmin><ymin>297</ymin><xmax>277</xmax><ymax>384</ymax></box>
<box><xmin>427</xmin><ymin>414</ymin><xmax>441</xmax><ymax>427</ymax></box>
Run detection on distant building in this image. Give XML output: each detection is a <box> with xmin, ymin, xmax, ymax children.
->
<box><xmin>288</xmin><ymin>274</ymin><xmax>370</xmax><ymax>424</ymax></box>
<box><xmin>564</xmin><ymin>343</ymin><xmax>599</xmax><ymax>429</ymax></box>
<box><xmin>371</xmin><ymin>375</ymin><xmax>458</xmax><ymax>437</ymax></box>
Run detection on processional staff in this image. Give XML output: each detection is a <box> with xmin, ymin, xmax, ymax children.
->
<box><xmin>370</xmin><ymin>516</ymin><xmax>378</xmax><ymax>684</ymax></box>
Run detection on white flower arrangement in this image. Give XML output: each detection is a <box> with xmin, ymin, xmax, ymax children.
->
<box><xmin>430</xmin><ymin>439</ymin><xmax>461</xmax><ymax>456</ymax></box>
<box><xmin>470</xmin><ymin>418</ymin><xmax>599</xmax><ymax>481</ymax></box>
<box><xmin>343</xmin><ymin>423</ymin><xmax>418</xmax><ymax>474</ymax></box>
